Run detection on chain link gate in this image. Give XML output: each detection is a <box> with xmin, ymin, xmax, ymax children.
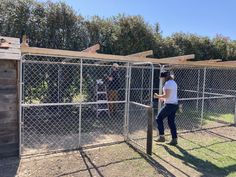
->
<box><xmin>126</xmin><ymin>62</ymin><xmax>154</xmax><ymax>154</ymax></box>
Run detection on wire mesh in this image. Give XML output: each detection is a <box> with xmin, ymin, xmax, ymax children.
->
<box><xmin>202</xmin><ymin>67</ymin><xmax>236</xmax><ymax>128</ymax></box>
<box><xmin>127</xmin><ymin>64</ymin><xmax>154</xmax><ymax>153</ymax></box>
<box><xmin>20</xmin><ymin>54</ymin><xmax>236</xmax><ymax>156</ymax></box>
<box><xmin>21</xmin><ymin>55</ymin><xmax>154</xmax><ymax>156</ymax></box>
<box><xmin>157</xmin><ymin>65</ymin><xmax>236</xmax><ymax>136</ymax></box>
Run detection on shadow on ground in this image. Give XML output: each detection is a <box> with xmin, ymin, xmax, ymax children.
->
<box><xmin>0</xmin><ymin>157</ymin><xmax>20</xmax><ymax>177</ymax></box>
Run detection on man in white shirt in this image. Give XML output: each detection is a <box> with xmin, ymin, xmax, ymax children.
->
<box><xmin>154</xmin><ymin>71</ymin><xmax>179</xmax><ymax>145</ymax></box>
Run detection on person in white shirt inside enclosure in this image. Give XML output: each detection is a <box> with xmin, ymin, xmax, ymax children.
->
<box><xmin>154</xmin><ymin>71</ymin><xmax>179</xmax><ymax>146</ymax></box>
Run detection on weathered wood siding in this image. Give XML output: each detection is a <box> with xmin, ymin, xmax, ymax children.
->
<box><xmin>0</xmin><ymin>36</ymin><xmax>20</xmax><ymax>157</ymax></box>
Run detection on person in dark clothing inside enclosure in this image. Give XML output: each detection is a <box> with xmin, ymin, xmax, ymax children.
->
<box><xmin>107</xmin><ymin>63</ymin><xmax>120</xmax><ymax>114</ymax></box>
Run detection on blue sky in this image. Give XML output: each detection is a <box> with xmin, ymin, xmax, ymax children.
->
<box><xmin>41</xmin><ymin>0</ymin><xmax>236</xmax><ymax>39</ymax></box>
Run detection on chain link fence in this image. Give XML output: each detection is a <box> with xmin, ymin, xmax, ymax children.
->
<box><xmin>20</xmin><ymin>55</ymin><xmax>154</xmax><ymax>156</ymax></box>
<box><xmin>153</xmin><ymin>65</ymin><xmax>236</xmax><ymax>137</ymax></box>
<box><xmin>20</xmin><ymin>54</ymin><xmax>236</xmax><ymax>156</ymax></box>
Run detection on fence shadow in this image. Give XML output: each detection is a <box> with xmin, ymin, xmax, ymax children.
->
<box><xmin>57</xmin><ymin>148</ymin><xmax>146</xmax><ymax>177</ymax></box>
<box><xmin>126</xmin><ymin>142</ymin><xmax>176</xmax><ymax>177</ymax></box>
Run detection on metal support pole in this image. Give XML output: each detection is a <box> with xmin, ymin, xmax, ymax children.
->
<box><xmin>146</xmin><ymin>106</ymin><xmax>153</xmax><ymax>155</ymax></box>
<box><xmin>196</xmin><ymin>69</ymin><xmax>200</xmax><ymax>112</ymax></box>
<box><xmin>234</xmin><ymin>97</ymin><xmax>236</xmax><ymax>125</ymax></box>
<box><xmin>200</xmin><ymin>67</ymin><xmax>207</xmax><ymax>128</ymax></box>
<box><xmin>146</xmin><ymin>64</ymin><xmax>154</xmax><ymax>156</ymax></box>
<box><xmin>124</xmin><ymin>63</ymin><xmax>131</xmax><ymax>140</ymax></box>
<box><xmin>78</xmin><ymin>59</ymin><xmax>83</xmax><ymax>147</ymax></box>
<box><xmin>19</xmin><ymin>55</ymin><xmax>25</xmax><ymax>157</ymax></box>
<box><xmin>57</xmin><ymin>65</ymin><xmax>60</xmax><ymax>115</ymax></box>
<box><xmin>141</xmin><ymin>68</ymin><xmax>144</xmax><ymax>104</ymax></box>
<box><xmin>158</xmin><ymin>65</ymin><xmax>164</xmax><ymax>113</ymax></box>
<box><xmin>58</xmin><ymin>65</ymin><xmax>60</xmax><ymax>103</ymax></box>
<box><xmin>124</xmin><ymin>63</ymin><xmax>129</xmax><ymax>140</ymax></box>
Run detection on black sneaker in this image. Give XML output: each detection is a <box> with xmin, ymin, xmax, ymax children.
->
<box><xmin>168</xmin><ymin>138</ymin><xmax>178</xmax><ymax>146</ymax></box>
<box><xmin>155</xmin><ymin>136</ymin><xmax>165</xmax><ymax>142</ymax></box>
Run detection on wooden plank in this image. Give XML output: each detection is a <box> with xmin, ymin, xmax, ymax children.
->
<box><xmin>0</xmin><ymin>78</ymin><xmax>16</xmax><ymax>85</ymax></box>
<box><xmin>193</xmin><ymin>59</ymin><xmax>222</xmax><ymax>64</ymax></box>
<box><xmin>165</xmin><ymin>60</ymin><xmax>236</xmax><ymax>68</ymax></box>
<box><xmin>0</xmin><ymin>84</ymin><xmax>17</xmax><ymax>90</ymax></box>
<box><xmin>0</xmin><ymin>48</ymin><xmax>21</xmax><ymax>54</ymax></box>
<box><xmin>0</xmin><ymin>60</ymin><xmax>17</xmax><ymax>69</ymax></box>
<box><xmin>0</xmin><ymin>122</ymin><xmax>18</xmax><ymax>135</ymax></box>
<box><xmin>156</xmin><ymin>54</ymin><xmax>195</xmax><ymax>63</ymax></box>
<box><xmin>128</xmin><ymin>50</ymin><xmax>153</xmax><ymax>57</ymax></box>
<box><xmin>0</xmin><ymin>94</ymin><xmax>17</xmax><ymax>104</ymax></box>
<box><xmin>21</xmin><ymin>46</ymin><xmax>195</xmax><ymax>64</ymax></box>
<box><xmin>0</xmin><ymin>69</ymin><xmax>16</xmax><ymax>79</ymax></box>
<box><xmin>0</xmin><ymin>36</ymin><xmax>20</xmax><ymax>45</ymax></box>
<box><xmin>82</xmin><ymin>44</ymin><xmax>100</xmax><ymax>53</ymax></box>
<box><xmin>0</xmin><ymin>111</ymin><xmax>18</xmax><ymax>124</ymax></box>
<box><xmin>22</xmin><ymin>46</ymin><xmax>236</xmax><ymax>67</ymax></box>
<box><xmin>219</xmin><ymin>61</ymin><xmax>236</xmax><ymax>64</ymax></box>
<box><xmin>0</xmin><ymin>143</ymin><xmax>18</xmax><ymax>157</ymax></box>
<box><xmin>0</xmin><ymin>122</ymin><xmax>18</xmax><ymax>133</ymax></box>
<box><xmin>0</xmin><ymin>53</ymin><xmax>21</xmax><ymax>60</ymax></box>
<box><xmin>0</xmin><ymin>103</ymin><xmax>17</xmax><ymax>112</ymax></box>
<box><xmin>0</xmin><ymin>134</ymin><xmax>18</xmax><ymax>145</ymax></box>
<box><xmin>0</xmin><ymin>43</ymin><xmax>21</xmax><ymax>49</ymax></box>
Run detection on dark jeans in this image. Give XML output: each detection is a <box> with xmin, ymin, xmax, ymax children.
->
<box><xmin>156</xmin><ymin>104</ymin><xmax>179</xmax><ymax>139</ymax></box>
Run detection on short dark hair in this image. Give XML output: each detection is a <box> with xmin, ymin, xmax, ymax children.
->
<box><xmin>160</xmin><ymin>71</ymin><xmax>170</xmax><ymax>78</ymax></box>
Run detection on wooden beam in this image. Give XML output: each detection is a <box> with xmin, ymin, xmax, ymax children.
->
<box><xmin>82</xmin><ymin>44</ymin><xmax>100</xmax><ymax>53</ymax></box>
<box><xmin>127</xmin><ymin>50</ymin><xmax>153</xmax><ymax>57</ymax></box>
<box><xmin>194</xmin><ymin>59</ymin><xmax>222</xmax><ymax>63</ymax></box>
<box><xmin>20</xmin><ymin>35</ymin><xmax>29</xmax><ymax>48</ymax></box>
<box><xmin>164</xmin><ymin>60</ymin><xmax>236</xmax><ymax>68</ymax></box>
<box><xmin>156</xmin><ymin>54</ymin><xmax>195</xmax><ymax>63</ymax></box>
<box><xmin>219</xmin><ymin>60</ymin><xmax>236</xmax><ymax>64</ymax></box>
<box><xmin>20</xmin><ymin>46</ymin><xmax>236</xmax><ymax>67</ymax></box>
<box><xmin>21</xmin><ymin>46</ymin><xmax>195</xmax><ymax>64</ymax></box>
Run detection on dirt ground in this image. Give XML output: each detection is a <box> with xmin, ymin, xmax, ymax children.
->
<box><xmin>0</xmin><ymin>125</ymin><xmax>235</xmax><ymax>177</ymax></box>
<box><xmin>1</xmin><ymin>143</ymin><xmax>162</xmax><ymax>177</ymax></box>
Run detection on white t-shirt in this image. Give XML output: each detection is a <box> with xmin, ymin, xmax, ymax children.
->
<box><xmin>163</xmin><ymin>80</ymin><xmax>178</xmax><ymax>104</ymax></box>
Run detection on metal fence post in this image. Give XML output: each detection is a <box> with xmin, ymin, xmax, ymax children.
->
<box><xmin>158</xmin><ymin>65</ymin><xmax>164</xmax><ymax>113</ymax></box>
<box><xmin>234</xmin><ymin>97</ymin><xmax>236</xmax><ymax>125</ymax></box>
<box><xmin>147</xmin><ymin>63</ymin><xmax>154</xmax><ymax>156</ymax></box>
<box><xmin>124</xmin><ymin>62</ymin><xmax>131</xmax><ymax>140</ymax></box>
<box><xmin>200</xmin><ymin>67</ymin><xmax>207</xmax><ymax>128</ymax></box>
<box><xmin>141</xmin><ymin>68</ymin><xmax>144</xmax><ymax>104</ymax></box>
<box><xmin>19</xmin><ymin>56</ymin><xmax>23</xmax><ymax>157</ymax></box>
<box><xmin>79</xmin><ymin>59</ymin><xmax>83</xmax><ymax>147</ymax></box>
<box><xmin>196</xmin><ymin>69</ymin><xmax>200</xmax><ymax>112</ymax></box>
<box><xmin>146</xmin><ymin>106</ymin><xmax>153</xmax><ymax>155</ymax></box>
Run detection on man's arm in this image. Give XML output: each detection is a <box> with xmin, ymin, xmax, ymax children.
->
<box><xmin>154</xmin><ymin>89</ymin><xmax>171</xmax><ymax>99</ymax></box>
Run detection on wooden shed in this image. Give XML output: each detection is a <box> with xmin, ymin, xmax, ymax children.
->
<box><xmin>0</xmin><ymin>36</ymin><xmax>20</xmax><ymax>157</ymax></box>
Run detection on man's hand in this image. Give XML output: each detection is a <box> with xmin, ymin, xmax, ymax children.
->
<box><xmin>154</xmin><ymin>93</ymin><xmax>160</xmax><ymax>99</ymax></box>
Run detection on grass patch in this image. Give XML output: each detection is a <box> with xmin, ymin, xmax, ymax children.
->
<box><xmin>153</xmin><ymin>129</ymin><xmax>236</xmax><ymax>177</ymax></box>
<box><xmin>204</xmin><ymin>113</ymin><xmax>234</xmax><ymax>124</ymax></box>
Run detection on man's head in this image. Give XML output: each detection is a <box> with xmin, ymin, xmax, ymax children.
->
<box><xmin>112</xmin><ymin>63</ymin><xmax>119</xmax><ymax>70</ymax></box>
<box><xmin>160</xmin><ymin>71</ymin><xmax>174</xmax><ymax>80</ymax></box>
<box><xmin>160</xmin><ymin>71</ymin><xmax>170</xmax><ymax>78</ymax></box>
